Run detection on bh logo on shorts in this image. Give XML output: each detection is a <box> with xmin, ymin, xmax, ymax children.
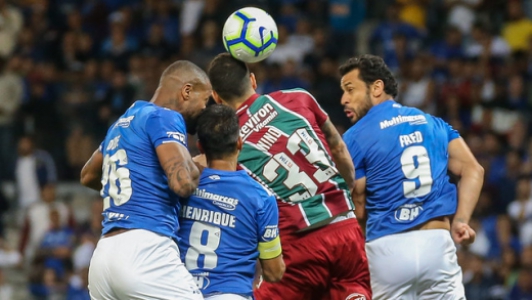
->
<box><xmin>345</xmin><ymin>293</ymin><xmax>366</xmax><ymax>300</ymax></box>
<box><xmin>394</xmin><ymin>203</ymin><xmax>423</xmax><ymax>222</ymax></box>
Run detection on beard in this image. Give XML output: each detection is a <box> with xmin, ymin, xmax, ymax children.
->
<box><xmin>351</xmin><ymin>92</ymin><xmax>373</xmax><ymax>124</ymax></box>
<box><xmin>183</xmin><ymin>112</ymin><xmax>200</xmax><ymax>135</ymax></box>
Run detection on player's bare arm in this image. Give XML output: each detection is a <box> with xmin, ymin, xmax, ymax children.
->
<box><xmin>352</xmin><ymin>177</ymin><xmax>367</xmax><ymax>223</ymax></box>
<box><xmin>320</xmin><ymin>118</ymin><xmax>356</xmax><ymax>191</ymax></box>
<box><xmin>80</xmin><ymin>148</ymin><xmax>104</xmax><ymax>191</ymax></box>
<box><xmin>447</xmin><ymin>137</ymin><xmax>484</xmax><ymax>246</ymax></box>
<box><xmin>157</xmin><ymin>142</ymin><xmax>200</xmax><ymax>198</ymax></box>
<box><xmin>259</xmin><ymin>254</ymin><xmax>285</xmax><ymax>283</ymax></box>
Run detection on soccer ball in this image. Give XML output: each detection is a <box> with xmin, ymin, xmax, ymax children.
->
<box><xmin>222</xmin><ymin>7</ymin><xmax>278</xmax><ymax>63</ymax></box>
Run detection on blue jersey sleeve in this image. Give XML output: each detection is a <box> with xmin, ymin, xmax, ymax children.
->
<box><xmin>432</xmin><ymin>116</ymin><xmax>460</xmax><ymax>142</ymax></box>
<box><xmin>145</xmin><ymin>109</ymin><xmax>188</xmax><ymax>148</ymax></box>
<box><xmin>256</xmin><ymin>193</ymin><xmax>281</xmax><ymax>259</ymax></box>
<box><xmin>346</xmin><ymin>138</ymin><xmax>366</xmax><ymax>179</ymax></box>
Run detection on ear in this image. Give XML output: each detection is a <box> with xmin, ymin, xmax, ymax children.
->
<box><xmin>181</xmin><ymin>83</ymin><xmax>193</xmax><ymax>101</ymax></box>
<box><xmin>212</xmin><ymin>90</ymin><xmax>223</xmax><ymax>104</ymax></box>
<box><xmin>236</xmin><ymin>136</ymin><xmax>243</xmax><ymax>151</ymax></box>
<box><xmin>371</xmin><ymin>80</ymin><xmax>384</xmax><ymax>98</ymax></box>
<box><xmin>196</xmin><ymin>140</ymin><xmax>205</xmax><ymax>154</ymax></box>
<box><xmin>250</xmin><ymin>73</ymin><xmax>258</xmax><ymax>90</ymax></box>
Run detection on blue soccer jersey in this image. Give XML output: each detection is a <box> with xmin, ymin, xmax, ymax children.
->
<box><xmin>343</xmin><ymin>100</ymin><xmax>460</xmax><ymax>241</ymax></box>
<box><xmin>178</xmin><ymin>168</ymin><xmax>281</xmax><ymax>298</ymax></box>
<box><xmin>99</xmin><ymin>101</ymin><xmax>189</xmax><ymax>239</ymax></box>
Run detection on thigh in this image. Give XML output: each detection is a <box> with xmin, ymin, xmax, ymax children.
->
<box><xmin>88</xmin><ymin>239</ymin><xmax>117</xmax><ymax>300</ymax></box>
<box><xmin>106</xmin><ymin>230</ymin><xmax>204</xmax><ymax>300</ymax></box>
<box><xmin>365</xmin><ymin>234</ymin><xmax>416</xmax><ymax>300</ymax></box>
<box><xmin>418</xmin><ymin>230</ymin><xmax>465</xmax><ymax>300</ymax></box>
<box><xmin>326</xmin><ymin>219</ymin><xmax>371</xmax><ymax>300</ymax></box>
<box><xmin>254</xmin><ymin>238</ymin><xmax>328</xmax><ymax>300</ymax></box>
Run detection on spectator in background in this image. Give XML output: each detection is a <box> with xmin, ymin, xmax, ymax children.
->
<box><xmin>0</xmin><ymin>0</ymin><xmax>23</xmax><ymax>58</ymax></box>
<box><xmin>465</xmin><ymin>23</ymin><xmax>511</xmax><ymax>59</ymax></box>
<box><xmin>508</xmin><ymin>176</ymin><xmax>532</xmax><ymax>247</ymax></box>
<box><xmin>0</xmin><ymin>57</ymin><xmax>23</xmax><ymax>180</ymax></box>
<box><xmin>502</xmin><ymin>1</ymin><xmax>532</xmax><ymax>53</ymax></box>
<box><xmin>445</xmin><ymin>0</ymin><xmax>483</xmax><ymax>35</ymax></box>
<box><xmin>35</xmin><ymin>209</ymin><xmax>75</xmax><ymax>283</ymax></box>
<box><xmin>267</xmin><ymin>25</ymin><xmax>306</xmax><ymax>65</ymax></box>
<box><xmin>508</xmin><ymin>266</ymin><xmax>532</xmax><ymax>299</ymax></box>
<box><xmin>328</xmin><ymin>0</ymin><xmax>365</xmax><ymax>57</ymax></box>
<box><xmin>18</xmin><ymin>184</ymin><xmax>73</xmax><ymax>265</ymax></box>
<box><xmin>398</xmin><ymin>56</ymin><xmax>436</xmax><ymax>114</ymax></box>
<box><xmin>370</xmin><ymin>3</ymin><xmax>423</xmax><ymax>63</ymax></box>
<box><xmin>14</xmin><ymin>135</ymin><xmax>57</xmax><ymax>214</ymax></box>
<box><xmin>0</xmin><ymin>237</ymin><xmax>21</xmax><ymax>300</ymax></box>
<box><xmin>429</xmin><ymin>26</ymin><xmax>464</xmax><ymax>81</ymax></box>
<box><xmin>397</xmin><ymin>0</ymin><xmax>428</xmax><ymax>30</ymax></box>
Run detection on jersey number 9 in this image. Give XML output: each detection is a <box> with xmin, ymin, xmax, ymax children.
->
<box><xmin>400</xmin><ymin>145</ymin><xmax>433</xmax><ymax>198</ymax></box>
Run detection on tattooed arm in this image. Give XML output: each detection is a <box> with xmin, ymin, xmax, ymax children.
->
<box><xmin>80</xmin><ymin>149</ymin><xmax>104</xmax><ymax>191</ymax></box>
<box><xmin>320</xmin><ymin>118</ymin><xmax>355</xmax><ymax>192</ymax></box>
<box><xmin>156</xmin><ymin>142</ymin><xmax>200</xmax><ymax>198</ymax></box>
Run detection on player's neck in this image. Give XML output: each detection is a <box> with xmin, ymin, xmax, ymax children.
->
<box><xmin>372</xmin><ymin>94</ymin><xmax>394</xmax><ymax>106</ymax></box>
<box><xmin>207</xmin><ymin>157</ymin><xmax>239</xmax><ymax>171</ymax></box>
<box><xmin>227</xmin><ymin>90</ymin><xmax>256</xmax><ymax>111</ymax></box>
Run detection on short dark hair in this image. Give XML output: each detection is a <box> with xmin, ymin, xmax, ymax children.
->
<box><xmin>339</xmin><ymin>54</ymin><xmax>398</xmax><ymax>98</ymax></box>
<box><xmin>196</xmin><ymin>104</ymin><xmax>240</xmax><ymax>160</ymax></box>
<box><xmin>207</xmin><ymin>53</ymin><xmax>250</xmax><ymax>102</ymax></box>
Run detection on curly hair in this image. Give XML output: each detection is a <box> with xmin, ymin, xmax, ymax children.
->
<box><xmin>339</xmin><ymin>54</ymin><xmax>398</xmax><ymax>98</ymax></box>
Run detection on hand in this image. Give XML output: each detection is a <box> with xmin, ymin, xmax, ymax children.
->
<box><xmin>451</xmin><ymin>219</ymin><xmax>476</xmax><ymax>246</ymax></box>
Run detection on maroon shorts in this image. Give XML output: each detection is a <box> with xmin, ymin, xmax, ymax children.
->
<box><xmin>254</xmin><ymin>218</ymin><xmax>371</xmax><ymax>300</ymax></box>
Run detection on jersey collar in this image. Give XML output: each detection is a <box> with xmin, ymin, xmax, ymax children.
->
<box><xmin>236</xmin><ymin>94</ymin><xmax>261</xmax><ymax>115</ymax></box>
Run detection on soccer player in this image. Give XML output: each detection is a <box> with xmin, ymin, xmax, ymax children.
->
<box><xmin>340</xmin><ymin>54</ymin><xmax>484</xmax><ymax>299</ymax></box>
<box><xmin>178</xmin><ymin>104</ymin><xmax>285</xmax><ymax>300</ymax></box>
<box><xmin>80</xmin><ymin>60</ymin><xmax>211</xmax><ymax>299</ymax></box>
<box><xmin>206</xmin><ymin>53</ymin><xmax>371</xmax><ymax>300</ymax></box>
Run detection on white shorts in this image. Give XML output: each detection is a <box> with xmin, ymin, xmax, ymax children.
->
<box><xmin>365</xmin><ymin>229</ymin><xmax>465</xmax><ymax>300</ymax></box>
<box><xmin>88</xmin><ymin>229</ymin><xmax>203</xmax><ymax>300</ymax></box>
<box><xmin>205</xmin><ymin>294</ymin><xmax>251</xmax><ymax>300</ymax></box>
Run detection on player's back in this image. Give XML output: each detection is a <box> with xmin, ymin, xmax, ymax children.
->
<box><xmin>236</xmin><ymin>88</ymin><xmax>354</xmax><ymax>234</ymax></box>
<box><xmin>178</xmin><ymin>168</ymin><xmax>278</xmax><ymax>298</ymax></box>
<box><xmin>100</xmin><ymin>101</ymin><xmax>187</xmax><ymax>239</ymax></box>
<box><xmin>343</xmin><ymin>100</ymin><xmax>459</xmax><ymax>241</ymax></box>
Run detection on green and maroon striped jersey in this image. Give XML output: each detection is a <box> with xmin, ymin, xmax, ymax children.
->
<box><xmin>236</xmin><ymin>88</ymin><xmax>354</xmax><ymax>234</ymax></box>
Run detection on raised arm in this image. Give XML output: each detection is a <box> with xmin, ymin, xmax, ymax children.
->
<box><xmin>80</xmin><ymin>148</ymin><xmax>104</xmax><ymax>191</ymax></box>
<box><xmin>321</xmin><ymin>118</ymin><xmax>355</xmax><ymax>191</ymax></box>
<box><xmin>447</xmin><ymin>137</ymin><xmax>484</xmax><ymax>245</ymax></box>
<box><xmin>156</xmin><ymin>142</ymin><xmax>200</xmax><ymax>198</ymax></box>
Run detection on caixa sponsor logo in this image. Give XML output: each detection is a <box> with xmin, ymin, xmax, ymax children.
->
<box><xmin>394</xmin><ymin>203</ymin><xmax>423</xmax><ymax>222</ymax></box>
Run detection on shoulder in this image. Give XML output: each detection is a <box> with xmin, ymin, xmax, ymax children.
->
<box><xmin>238</xmin><ymin>172</ymin><xmax>275</xmax><ymax>205</ymax></box>
<box><xmin>268</xmin><ymin>88</ymin><xmax>317</xmax><ymax>103</ymax></box>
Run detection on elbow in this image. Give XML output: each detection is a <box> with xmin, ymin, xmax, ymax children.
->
<box><xmin>262</xmin><ymin>261</ymin><xmax>285</xmax><ymax>283</ymax></box>
<box><xmin>470</xmin><ymin>162</ymin><xmax>485</xmax><ymax>181</ymax></box>
<box><xmin>80</xmin><ymin>170</ymin><xmax>94</xmax><ymax>188</ymax></box>
<box><xmin>170</xmin><ymin>180</ymin><xmax>198</xmax><ymax>198</ymax></box>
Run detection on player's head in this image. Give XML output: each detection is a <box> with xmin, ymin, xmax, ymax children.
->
<box><xmin>196</xmin><ymin>104</ymin><xmax>242</xmax><ymax>163</ymax></box>
<box><xmin>155</xmin><ymin>60</ymin><xmax>212</xmax><ymax>134</ymax></box>
<box><xmin>339</xmin><ymin>55</ymin><xmax>398</xmax><ymax>124</ymax></box>
<box><xmin>207</xmin><ymin>53</ymin><xmax>257</xmax><ymax>107</ymax></box>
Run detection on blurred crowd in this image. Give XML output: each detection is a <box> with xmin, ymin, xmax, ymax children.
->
<box><xmin>0</xmin><ymin>0</ymin><xmax>531</xmax><ymax>299</ymax></box>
